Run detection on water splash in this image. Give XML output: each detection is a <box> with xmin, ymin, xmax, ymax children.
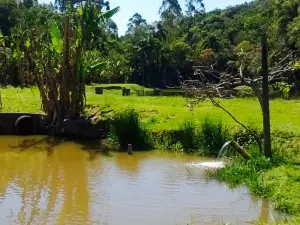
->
<box><xmin>185</xmin><ymin>161</ymin><xmax>224</xmax><ymax>169</ymax></box>
<box><xmin>218</xmin><ymin>141</ymin><xmax>232</xmax><ymax>159</ymax></box>
<box><xmin>183</xmin><ymin>141</ymin><xmax>233</xmax><ymax>169</ymax></box>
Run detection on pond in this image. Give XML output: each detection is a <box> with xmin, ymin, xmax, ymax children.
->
<box><xmin>0</xmin><ymin>136</ymin><xmax>286</xmax><ymax>225</ymax></box>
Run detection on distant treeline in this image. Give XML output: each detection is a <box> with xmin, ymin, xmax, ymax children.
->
<box><xmin>1</xmin><ymin>0</ymin><xmax>300</xmax><ymax>88</ymax></box>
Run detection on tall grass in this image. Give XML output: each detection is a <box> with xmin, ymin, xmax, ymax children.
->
<box><xmin>179</xmin><ymin>120</ymin><xmax>197</xmax><ymax>153</ymax></box>
<box><xmin>109</xmin><ymin>109</ymin><xmax>150</xmax><ymax>150</ymax></box>
<box><xmin>150</xmin><ymin>132</ymin><xmax>183</xmax><ymax>152</ymax></box>
<box><xmin>165</xmin><ymin>117</ymin><xmax>229</xmax><ymax>156</ymax></box>
<box><xmin>198</xmin><ymin>117</ymin><xmax>229</xmax><ymax>157</ymax></box>
<box><xmin>108</xmin><ymin>111</ymin><xmax>229</xmax><ymax>156</ymax></box>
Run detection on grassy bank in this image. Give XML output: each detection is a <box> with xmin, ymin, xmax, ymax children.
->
<box><xmin>107</xmin><ymin>109</ymin><xmax>229</xmax><ymax>155</ymax></box>
<box><xmin>208</xmin><ymin>137</ymin><xmax>300</xmax><ymax>220</ymax></box>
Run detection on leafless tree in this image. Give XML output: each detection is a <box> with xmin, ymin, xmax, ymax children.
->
<box><xmin>188</xmin><ymin>37</ymin><xmax>297</xmax><ymax>157</ymax></box>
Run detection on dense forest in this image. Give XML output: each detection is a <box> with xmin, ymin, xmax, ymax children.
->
<box><xmin>1</xmin><ymin>0</ymin><xmax>300</xmax><ymax>88</ymax></box>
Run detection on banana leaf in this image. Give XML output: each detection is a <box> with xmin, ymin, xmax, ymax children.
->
<box><xmin>89</xmin><ymin>61</ymin><xmax>106</xmax><ymax>72</ymax></box>
<box><xmin>49</xmin><ymin>21</ymin><xmax>62</xmax><ymax>53</ymax></box>
<box><xmin>100</xmin><ymin>7</ymin><xmax>120</xmax><ymax>22</ymax></box>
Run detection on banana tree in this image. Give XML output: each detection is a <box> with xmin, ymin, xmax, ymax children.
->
<box><xmin>12</xmin><ymin>2</ymin><xmax>119</xmax><ymax>123</ymax></box>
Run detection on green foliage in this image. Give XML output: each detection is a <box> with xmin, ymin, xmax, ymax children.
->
<box><xmin>2</xmin><ymin>0</ymin><xmax>300</xmax><ymax>88</ymax></box>
<box><xmin>168</xmin><ymin>39</ymin><xmax>192</xmax><ymax>69</ymax></box>
<box><xmin>150</xmin><ymin>117</ymin><xmax>228</xmax><ymax>156</ymax></box>
<box><xmin>5</xmin><ymin>0</ymin><xmax>120</xmax><ymax>121</ymax></box>
<box><xmin>209</xmin><ymin>131</ymin><xmax>300</xmax><ymax>216</ymax></box>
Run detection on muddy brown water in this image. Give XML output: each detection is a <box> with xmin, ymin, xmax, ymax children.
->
<box><xmin>0</xmin><ymin>136</ymin><xmax>287</xmax><ymax>225</ymax></box>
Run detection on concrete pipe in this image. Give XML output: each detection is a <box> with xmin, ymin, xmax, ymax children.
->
<box><xmin>15</xmin><ymin>115</ymin><xmax>35</xmax><ymax>135</ymax></box>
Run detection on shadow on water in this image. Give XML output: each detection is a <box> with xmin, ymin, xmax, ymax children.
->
<box><xmin>8</xmin><ymin>136</ymin><xmax>113</xmax><ymax>160</ymax></box>
<box><xmin>8</xmin><ymin>136</ymin><xmax>62</xmax><ymax>155</ymax></box>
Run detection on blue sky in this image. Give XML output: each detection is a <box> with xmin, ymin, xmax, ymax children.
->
<box><xmin>109</xmin><ymin>0</ymin><xmax>252</xmax><ymax>35</ymax></box>
<box><xmin>41</xmin><ymin>0</ymin><xmax>252</xmax><ymax>35</ymax></box>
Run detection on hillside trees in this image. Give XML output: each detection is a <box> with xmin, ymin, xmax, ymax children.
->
<box><xmin>0</xmin><ymin>0</ymin><xmax>300</xmax><ymax>89</ymax></box>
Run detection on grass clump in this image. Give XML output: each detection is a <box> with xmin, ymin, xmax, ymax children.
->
<box><xmin>109</xmin><ymin>109</ymin><xmax>150</xmax><ymax>150</ymax></box>
<box><xmin>150</xmin><ymin>131</ymin><xmax>183</xmax><ymax>152</ymax></box>
<box><xmin>178</xmin><ymin>120</ymin><xmax>197</xmax><ymax>153</ymax></box>
<box><xmin>168</xmin><ymin>117</ymin><xmax>229</xmax><ymax>156</ymax></box>
<box><xmin>198</xmin><ymin>117</ymin><xmax>229</xmax><ymax>157</ymax></box>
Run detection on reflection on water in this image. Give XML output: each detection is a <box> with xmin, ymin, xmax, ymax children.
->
<box><xmin>0</xmin><ymin>136</ymin><xmax>286</xmax><ymax>225</ymax></box>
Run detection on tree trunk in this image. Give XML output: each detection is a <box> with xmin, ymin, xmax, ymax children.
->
<box><xmin>261</xmin><ymin>34</ymin><xmax>272</xmax><ymax>158</ymax></box>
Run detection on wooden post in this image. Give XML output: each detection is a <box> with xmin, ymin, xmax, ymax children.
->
<box><xmin>128</xmin><ymin>144</ymin><xmax>133</xmax><ymax>155</ymax></box>
<box><xmin>136</xmin><ymin>90</ymin><xmax>144</xmax><ymax>96</ymax></box>
<box><xmin>154</xmin><ymin>88</ymin><xmax>162</xmax><ymax>96</ymax></box>
<box><xmin>95</xmin><ymin>87</ymin><xmax>103</xmax><ymax>95</ymax></box>
<box><xmin>122</xmin><ymin>88</ymin><xmax>130</xmax><ymax>96</ymax></box>
<box><xmin>261</xmin><ymin>34</ymin><xmax>272</xmax><ymax>158</ymax></box>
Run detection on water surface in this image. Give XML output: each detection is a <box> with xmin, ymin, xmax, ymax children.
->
<box><xmin>0</xmin><ymin>136</ymin><xmax>285</xmax><ymax>225</ymax></box>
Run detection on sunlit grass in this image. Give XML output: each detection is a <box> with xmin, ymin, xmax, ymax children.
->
<box><xmin>86</xmin><ymin>88</ymin><xmax>300</xmax><ymax>135</ymax></box>
<box><xmin>2</xmin><ymin>85</ymin><xmax>300</xmax><ymax>136</ymax></box>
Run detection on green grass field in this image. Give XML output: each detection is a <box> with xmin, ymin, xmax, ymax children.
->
<box><xmin>2</xmin><ymin>85</ymin><xmax>299</xmax><ymax>135</ymax></box>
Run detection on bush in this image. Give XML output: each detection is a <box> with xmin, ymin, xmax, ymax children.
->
<box><xmin>109</xmin><ymin>109</ymin><xmax>150</xmax><ymax>150</ymax></box>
